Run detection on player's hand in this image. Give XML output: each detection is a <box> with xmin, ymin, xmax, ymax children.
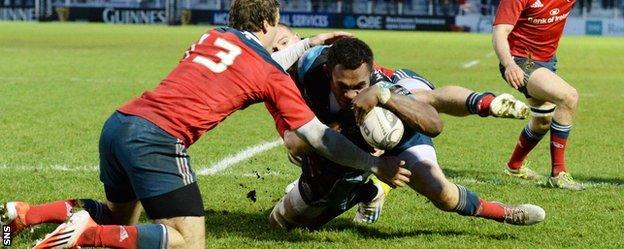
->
<box><xmin>309</xmin><ymin>31</ymin><xmax>354</xmax><ymax>47</ymax></box>
<box><xmin>504</xmin><ymin>62</ymin><xmax>525</xmax><ymax>89</ymax></box>
<box><xmin>371</xmin><ymin>148</ymin><xmax>385</xmax><ymax>157</ymax></box>
<box><xmin>373</xmin><ymin>157</ymin><xmax>410</xmax><ymax>187</ymax></box>
<box><xmin>352</xmin><ymin>85</ymin><xmax>380</xmax><ymax>126</ymax></box>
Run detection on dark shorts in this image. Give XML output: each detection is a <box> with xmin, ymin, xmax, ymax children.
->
<box><xmin>99</xmin><ymin>111</ymin><xmax>203</xmax><ymax>219</ymax></box>
<box><xmin>498</xmin><ymin>56</ymin><xmax>557</xmax><ymax>98</ymax></box>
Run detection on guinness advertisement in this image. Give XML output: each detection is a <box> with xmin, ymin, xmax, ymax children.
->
<box><xmin>1</xmin><ymin>6</ymin><xmax>454</xmax><ymax>30</ymax></box>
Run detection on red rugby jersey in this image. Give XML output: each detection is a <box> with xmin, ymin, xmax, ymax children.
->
<box><xmin>119</xmin><ymin>28</ymin><xmax>315</xmax><ymax>146</ymax></box>
<box><xmin>494</xmin><ymin>0</ymin><xmax>575</xmax><ymax>61</ymax></box>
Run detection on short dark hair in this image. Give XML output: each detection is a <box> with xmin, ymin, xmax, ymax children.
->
<box><xmin>326</xmin><ymin>38</ymin><xmax>374</xmax><ymax>72</ymax></box>
<box><xmin>228</xmin><ymin>0</ymin><xmax>280</xmax><ymax>32</ymax></box>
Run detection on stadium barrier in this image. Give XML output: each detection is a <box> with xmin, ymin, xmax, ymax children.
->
<box><xmin>189</xmin><ymin>10</ymin><xmax>454</xmax><ymax>31</ymax></box>
<box><xmin>0</xmin><ymin>2</ymin><xmax>455</xmax><ymax>31</ymax></box>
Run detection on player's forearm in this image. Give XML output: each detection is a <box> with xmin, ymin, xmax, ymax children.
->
<box><xmin>271</xmin><ymin>38</ymin><xmax>311</xmax><ymax>70</ymax></box>
<box><xmin>295</xmin><ymin>117</ymin><xmax>381</xmax><ymax>173</ymax></box>
<box><xmin>383</xmin><ymin>94</ymin><xmax>443</xmax><ymax>137</ymax></box>
<box><xmin>492</xmin><ymin>25</ymin><xmax>515</xmax><ymax>67</ymax></box>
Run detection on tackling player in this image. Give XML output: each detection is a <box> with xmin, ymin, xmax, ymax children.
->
<box><xmin>1</xmin><ymin>1</ymin><xmax>409</xmax><ymax>248</ymax></box>
<box><xmin>493</xmin><ymin>0</ymin><xmax>583</xmax><ymax>190</ymax></box>
<box><xmin>268</xmin><ymin>38</ymin><xmax>546</xmax><ymax>230</ymax></box>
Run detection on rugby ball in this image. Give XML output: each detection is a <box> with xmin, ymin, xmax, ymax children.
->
<box><xmin>359</xmin><ymin>107</ymin><xmax>404</xmax><ymax>150</ymax></box>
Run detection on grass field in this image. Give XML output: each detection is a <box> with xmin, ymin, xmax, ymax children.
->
<box><xmin>0</xmin><ymin>21</ymin><xmax>623</xmax><ymax>248</ymax></box>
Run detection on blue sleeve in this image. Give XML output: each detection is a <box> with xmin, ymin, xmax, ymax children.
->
<box><xmin>297</xmin><ymin>45</ymin><xmax>328</xmax><ymax>81</ymax></box>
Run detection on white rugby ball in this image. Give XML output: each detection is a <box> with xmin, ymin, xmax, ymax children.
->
<box><xmin>359</xmin><ymin>107</ymin><xmax>404</xmax><ymax>150</ymax></box>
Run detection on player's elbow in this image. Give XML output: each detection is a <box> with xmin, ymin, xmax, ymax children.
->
<box><xmin>413</xmin><ymin>116</ymin><xmax>443</xmax><ymax>138</ymax></box>
<box><xmin>424</xmin><ymin>118</ymin><xmax>443</xmax><ymax>138</ymax></box>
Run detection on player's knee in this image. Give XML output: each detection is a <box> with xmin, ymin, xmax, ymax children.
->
<box><xmin>560</xmin><ymin>87</ymin><xmax>579</xmax><ymax>111</ymax></box>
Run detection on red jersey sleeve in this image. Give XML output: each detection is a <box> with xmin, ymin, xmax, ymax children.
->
<box><xmin>264</xmin><ymin>70</ymin><xmax>316</xmax><ymax>132</ymax></box>
<box><xmin>264</xmin><ymin>102</ymin><xmax>289</xmax><ymax>138</ymax></box>
<box><xmin>494</xmin><ymin>0</ymin><xmax>529</xmax><ymax>26</ymax></box>
<box><xmin>373</xmin><ymin>63</ymin><xmax>395</xmax><ymax>78</ymax></box>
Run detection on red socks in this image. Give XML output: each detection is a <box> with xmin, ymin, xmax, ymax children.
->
<box><xmin>507</xmin><ymin>125</ymin><xmax>545</xmax><ymax>170</ymax></box>
<box><xmin>76</xmin><ymin>225</ymin><xmax>138</xmax><ymax>249</ymax></box>
<box><xmin>476</xmin><ymin>94</ymin><xmax>495</xmax><ymax>117</ymax></box>
<box><xmin>24</xmin><ymin>200</ymin><xmax>75</xmax><ymax>226</ymax></box>
<box><xmin>476</xmin><ymin>200</ymin><xmax>506</xmax><ymax>221</ymax></box>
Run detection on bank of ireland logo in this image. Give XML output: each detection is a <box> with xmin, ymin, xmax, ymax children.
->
<box><xmin>550</xmin><ymin>8</ymin><xmax>560</xmax><ymax>16</ymax></box>
<box><xmin>343</xmin><ymin>16</ymin><xmax>356</xmax><ymax>28</ymax></box>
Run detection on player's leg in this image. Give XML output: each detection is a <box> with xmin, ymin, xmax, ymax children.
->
<box><xmin>271</xmin><ymin>153</ymin><xmax>370</xmax><ymax>230</ymax></box>
<box><xmin>269</xmin><ymin>181</ymin><xmax>328</xmax><ymax>230</ymax></box>
<box><xmin>282</xmin><ymin>130</ymin><xmax>390</xmax><ymax>225</ymax></box>
<box><xmin>505</xmin><ymin>98</ymin><xmax>553</xmax><ymax>179</ymax></box>
<box><xmin>0</xmin><ymin>198</ymin><xmax>130</xmax><ymax>238</ymax></box>
<box><xmin>271</xmin><ymin>179</ymin><xmax>374</xmax><ymax>230</ymax></box>
<box><xmin>524</xmin><ymin>68</ymin><xmax>583</xmax><ymax>190</ymax></box>
<box><xmin>2</xmin><ymin>114</ymin><xmax>141</xmax><ymax>238</ymax></box>
<box><xmin>391</xmin><ymin>69</ymin><xmax>528</xmax><ymax>118</ymax></box>
<box><xmin>396</xmin><ymin>136</ymin><xmax>545</xmax><ymax>225</ymax></box>
<box><xmin>34</xmin><ymin>112</ymin><xmax>205</xmax><ymax>248</ymax></box>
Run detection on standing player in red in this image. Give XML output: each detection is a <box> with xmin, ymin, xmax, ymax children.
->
<box><xmin>493</xmin><ymin>0</ymin><xmax>583</xmax><ymax>190</ymax></box>
<box><xmin>0</xmin><ymin>1</ymin><xmax>410</xmax><ymax>248</ymax></box>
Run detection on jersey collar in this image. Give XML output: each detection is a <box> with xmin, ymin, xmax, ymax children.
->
<box><xmin>241</xmin><ymin>31</ymin><xmax>262</xmax><ymax>47</ymax></box>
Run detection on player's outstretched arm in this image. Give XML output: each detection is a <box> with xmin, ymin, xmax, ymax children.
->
<box><xmin>493</xmin><ymin>24</ymin><xmax>525</xmax><ymax>89</ymax></box>
<box><xmin>295</xmin><ymin>117</ymin><xmax>411</xmax><ymax>187</ymax></box>
<box><xmin>353</xmin><ymin>84</ymin><xmax>443</xmax><ymax>137</ymax></box>
<box><xmin>272</xmin><ymin>31</ymin><xmax>353</xmax><ymax>70</ymax></box>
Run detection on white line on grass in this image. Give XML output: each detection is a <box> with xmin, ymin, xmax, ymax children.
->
<box><xmin>0</xmin><ymin>164</ymin><xmax>98</xmax><ymax>172</ymax></box>
<box><xmin>197</xmin><ymin>139</ymin><xmax>283</xmax><ymax>176</ymax></box>
<box><xmin>0</xmin><ymin>163</ymin><xmax>620</xmax><ymax>189</ymax></box>
<box><xmin>462</xmin><ymin>60</ymin><xmax>480</xmax><ymax>69</ymax></box>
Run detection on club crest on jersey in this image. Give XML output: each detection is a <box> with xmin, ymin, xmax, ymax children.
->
<box><xmin>530</xmin><ymin>0</ymin><xmax>544</xmax><ymax>8</ymax></box>
<box><xmin>550</xmin><ymin>8</ymin><xmax>560</xmax><ymax>15</ymax></box>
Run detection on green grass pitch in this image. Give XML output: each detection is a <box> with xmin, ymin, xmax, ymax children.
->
<box><xmin>0</xmin><ymin>21</ymin><xmax>623</xmax><ymax>248</ymax></box>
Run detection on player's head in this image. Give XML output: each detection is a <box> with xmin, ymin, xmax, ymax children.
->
<box><xmin>273</xmin><ymin>23</ymin><xmax>301</xmax><ymax>52</ymax></box>
<box><xmin>228</xmin><ymin>0</ymin><xmax>281</xmax><ymax>51</ymax></box>
<box><xmin>325</xmin><ymin>37</ymin><xmax>374</xmax><ymax>109</ymax></box>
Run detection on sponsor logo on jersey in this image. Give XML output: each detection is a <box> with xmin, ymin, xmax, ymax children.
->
<box><xmin>527</xmin><ymin>12</ymin><xmax>569</xmax><ymax>24</ymax></box>
<box><xmin>530</xmin><ymin>0</ymin><xmax>544</xmax><ymax>8</ymax></box>
<box><xmin>550</xmin><ymin>8</ymin><xmax>561</xmax><ymax>16</ymax></box>
<box><xmin>119</xmin><ymin>226</ymin><xmax>129</xmax><ymax>242</ymax></box>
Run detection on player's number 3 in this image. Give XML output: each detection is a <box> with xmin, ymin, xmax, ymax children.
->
<box><xmin>187</xmin><ymin>34</ymin><xmax>242</xmax><ymax>73</ymax></box>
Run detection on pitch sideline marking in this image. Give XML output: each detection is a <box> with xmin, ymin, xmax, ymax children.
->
<box><xmin>461</xmin><ymin>51</ymin><xmax>497</xmax><ymax>69</ymax></box>
<box><xmin>0</xmin><ymin>163</ymin><xmax>620</xmax><ymax>188</ymax></box>
<box><xmin>197</xmin><ymin>139</ymin><xmax>283</xmax><ymax>176</ymax></box>
<box><xmin>462</xmin><ymin>60</ymin><xmax>480</xmax><ymax>69</ymax></box>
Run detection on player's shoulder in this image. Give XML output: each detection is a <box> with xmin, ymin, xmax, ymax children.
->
<box><xmin>297</xmin><ymin>45</ymin><xmax>330</xmax><ymax>81</ymax></box>
<box><xmin>213</xmin><ymin>27</ymin><xmax>287</xmax><ymax>75</ymax></box>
